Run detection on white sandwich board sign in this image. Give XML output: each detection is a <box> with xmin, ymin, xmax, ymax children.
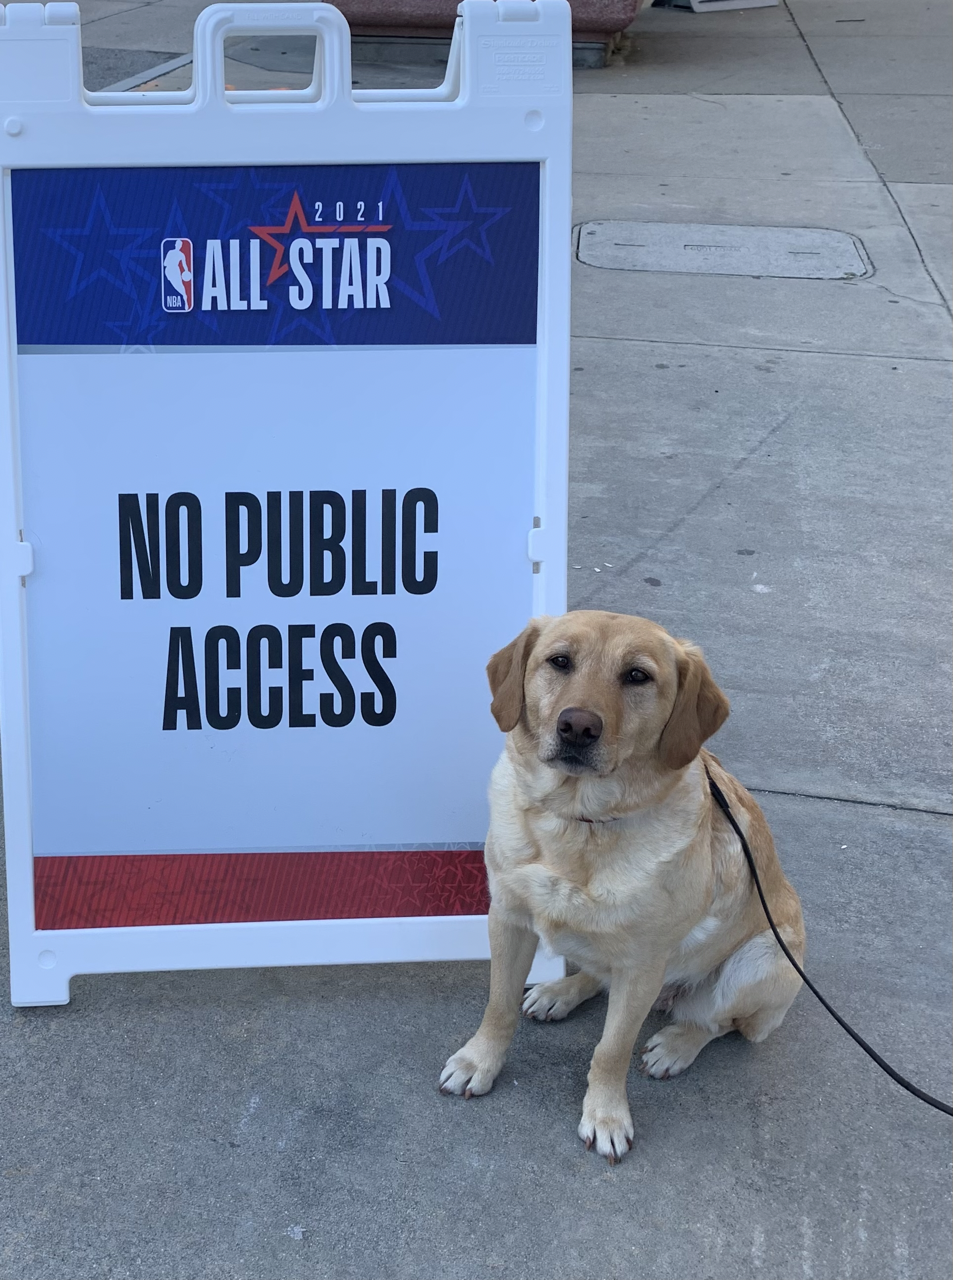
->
<box><xmin>0</xmin><ymin>0</ymin><xmax>570</xmax><ymax>1005</ymax></box>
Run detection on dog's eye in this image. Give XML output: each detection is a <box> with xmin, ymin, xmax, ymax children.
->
<box><xmin>623</xmin><ymin>668</ymin><xmax>652</xmax><ymax>685</ymax></box>
<box><xmin>548</xmin><ymin>654</ymin><xmax>571</xmax><ymax>671</ymax></box>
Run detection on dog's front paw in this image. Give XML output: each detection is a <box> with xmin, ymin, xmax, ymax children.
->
<box><xmin>439</xmin><ymin>1036</ymin><xmax>505</xmax><ymax>1099</ymax></box>
<box><xmin>578</xmin><ymin>1088</ymin><xmax>634</xmax><ymax>1164</ymax></box>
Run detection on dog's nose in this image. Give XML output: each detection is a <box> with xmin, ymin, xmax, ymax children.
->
<box><xmin>557</xmin><ymin>707</ymin><xmax>603</xmax><ymax>747</ymax></box>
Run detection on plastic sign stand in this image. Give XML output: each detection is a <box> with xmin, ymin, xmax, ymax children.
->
<box><xmin>0</xmin><ymin>1</ymin><xmax>570</xmax><ymax>1005</ymax></box>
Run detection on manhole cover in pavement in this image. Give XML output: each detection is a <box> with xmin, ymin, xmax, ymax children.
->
<box><xmin>577</xmin><ymin>221</ymin><xmax>871</xmax><ymax>280</ymax></box>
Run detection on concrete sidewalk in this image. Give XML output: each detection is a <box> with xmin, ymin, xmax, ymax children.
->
<box><xmin>2</xmin><ymin>3</ymin><xmax>952</xmax><ymax>1278</ymax></box>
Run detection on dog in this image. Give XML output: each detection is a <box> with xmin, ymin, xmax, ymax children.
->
<box><xmin>440</xmin><ymin>610</ymin><xmax>805</xmax><ymax>1163</ymax></box>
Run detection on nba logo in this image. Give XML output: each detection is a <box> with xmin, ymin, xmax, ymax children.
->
<box><xmin>161</xmin><ymin>237</ymin><xmax>193</xmax><ymax>313</ymax></box>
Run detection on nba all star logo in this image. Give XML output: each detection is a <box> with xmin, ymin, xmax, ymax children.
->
<box><xmin>161</xmin><ymin>237</ymin><xmax>194</xmax><ymax>312</ymax></box>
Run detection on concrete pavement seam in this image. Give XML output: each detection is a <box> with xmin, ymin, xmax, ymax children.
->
<box><xmin>872</xmin><ymin>283</ymin><xmax>949</xmax><ymax>309</ymax></box>
<box><xmin>748</xmin><ymin>786</ymin><xmax>953</xmax><ymax>818</ymax></box>
<box><xmin>782</xmin><ymin>0</ymin><xmax>953</xmax><ymax>319</ymax></box>
<box><xmin>101</xmin><ymin>53</ymin><xmax>193</xmax><ymax>93</ymax></box>
<box><xmin>570</xmin><ymin>332</ymin><xmax>953</xmax><ymax>363</ymax></box>
<box><xmin>573</xmin><ymin>403</ymin><xmax>796</xmax><ymax>609</ymax></box>
<box><xmin>878</xmin><ymin>196</ymin><xmax>953</xmax><ymax>318</ymax></box>
<box><xmin>80</xmin><ymin>2</ymin><xmax>156</xmax><ymax>32</ymax></box>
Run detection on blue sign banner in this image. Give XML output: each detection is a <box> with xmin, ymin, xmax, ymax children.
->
<box><xmin>12</xmin><ymin>162</ymin><xmax>539</xmax><ymax>349</ymax></box>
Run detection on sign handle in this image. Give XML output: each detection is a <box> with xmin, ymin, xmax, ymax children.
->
<box><xmin>191</xmin><ymin>2</ymin><xmax>353</xmax><ymax>109</ymax></box>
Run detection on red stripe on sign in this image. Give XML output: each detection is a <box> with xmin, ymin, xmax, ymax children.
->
<box><xmin>33</xmin><ymin>849</ymin><xmax>490</xmax><ymax>931</ymax></box>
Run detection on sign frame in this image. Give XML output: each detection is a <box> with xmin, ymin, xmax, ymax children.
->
<box><xmin>0</xmin><ymin>0</ymin><xmax>571</xmax><ymax>1005</ymax></box>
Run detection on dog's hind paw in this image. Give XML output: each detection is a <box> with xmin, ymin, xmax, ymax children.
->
<box><xmin>523</xmin><ymin>981</ymin><xmax>576</xmax><ymax>1021</ymax></box>
<box><xmin>639</xmin><ymin>1024</ymin><xmax>713</xmax><ymax>1079</ymax></box>
<box><xmin>522</xmin><ymin>972</ymin><xmax>602</xmax><ymax>1022</ymax></box>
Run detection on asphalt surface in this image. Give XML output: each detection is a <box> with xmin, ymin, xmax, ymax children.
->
<box><xmin>2</xmin><ymin>2</ymin><xmax>951</xmax><ymax>1277</ymax></box>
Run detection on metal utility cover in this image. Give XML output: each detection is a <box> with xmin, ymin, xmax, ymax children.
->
<box><xmin>577</xmin><ymin>221</ymin><xmax>871</xmax><ymax>280</ymax></box>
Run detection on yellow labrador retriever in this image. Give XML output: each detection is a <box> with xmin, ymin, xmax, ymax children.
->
<box><xmin>440</xmin><ymin>610</ymin><xmax>805</xmax><ymax>1163</ymax></box>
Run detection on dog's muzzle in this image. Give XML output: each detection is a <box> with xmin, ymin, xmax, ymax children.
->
<box><xmin>544</xmin><ymin>706</ymin><xmax>605</xmax><ymax>773</ymax></box>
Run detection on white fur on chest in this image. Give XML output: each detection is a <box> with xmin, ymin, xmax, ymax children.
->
<box><xmin>486</xmin><ymin>752</ymin><xmax>709</xmax><ymax>974</ymax></box>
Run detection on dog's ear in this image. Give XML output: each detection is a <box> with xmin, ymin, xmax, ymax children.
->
<box><xmin>487</xmin><ymin>620</ymin><xmax>543</xmax><ymax>733</ymax></box>
<box><xmin>657</xmin><ymin>641</ymin><xmax>730</xmax><ymax>770</ymax></box>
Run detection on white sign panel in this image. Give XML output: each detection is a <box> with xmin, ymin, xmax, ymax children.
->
<box><xmin>0</xmin><ymin>1</ymin><xmax>571</xmax><ymax>1004</ymax></box>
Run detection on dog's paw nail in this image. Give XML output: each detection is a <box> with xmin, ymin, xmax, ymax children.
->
<box><xmin>464</xmin><ymin>1087</ymin><xmax>473</xmax><ymax>1100</ymax></box>
<box><xmin>584</xmin><ymin>1137</ymin><xmax>593</xmax><ymax>1151</ymax></box>
<box><xmin>607</xmin><ymin>1152</ymin><xmax>616</xmax><ymax>1166</ymax></box>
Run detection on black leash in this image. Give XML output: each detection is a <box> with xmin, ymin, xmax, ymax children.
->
<box><xmin>705</xmin><ymin>765</ymin><xmax>953</xmax><ymax>1118</ymax></box>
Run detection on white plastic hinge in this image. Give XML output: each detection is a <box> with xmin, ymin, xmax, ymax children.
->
<box><xmin>13</xmin><ymin>541</ymin><xmax>34</xmax><ymax>577</ymax></box>
<box><xmin>498</xmin><ymin>1</ymin><xmax>540</xmax><ymax>22</ymax></box>
<box><xmin>527</xmin><ymin>519</ymin><xmax>545</xmax><ymax>572</ymax></box>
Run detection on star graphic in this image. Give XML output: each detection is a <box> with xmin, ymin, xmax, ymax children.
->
<box><xmin>102</xmin><ymin>302</ymin><xmax>162</xmax><ymax>351</ymax></box>
<box><xmin>42</xmin><ymin>187</ymin><xmax>158</xmax><ymax>302</ymax></box>
<box><xmin>267</xmin><ymin>299</ymin><xmax>337</xmax><ymax>347</ymax></box>
<box><xmin>106</xmin><ymin>198</ymin><xmax>198</xmax><ymax>347</ymax></box>
<box><xmin>377</xmin><ymin>170</ymin><xmax>471</xmax><ymax>320</ymax></box>
<box><xmin>196</xmin><ymin>169</ymin><xmax>300</xmax><ymax>242</ymax></box>
<box><xmin>245</xmin><ymin>185</ymin><xmax>399</xmax><ymax>343</ymax></box>
<box><xmin>421</xmin><ymin>176</ymin><xmax>510</xmax><ymax>266</ymax></box>
<box><xmin>250</xmin><ymin>192</ymin><xmax>336</xmax><ymax>287</ymax></box>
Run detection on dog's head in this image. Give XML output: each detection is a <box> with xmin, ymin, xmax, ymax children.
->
<box><xmin>487</xmin><ymin>611</ymin><xmax>729</xmax><ymax>777</ymax></box>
